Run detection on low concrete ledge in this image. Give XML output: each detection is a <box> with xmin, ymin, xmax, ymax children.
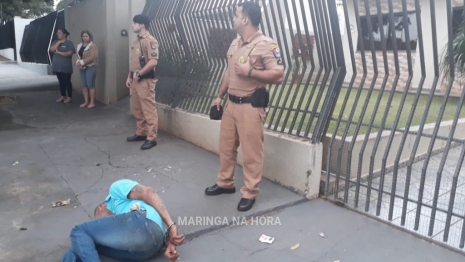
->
<box><xmin>156</xmin><ymin>103</ymin><xmax>322</xmax><ymax>200</ymax></box>
<box><xmin>18</xmin><ymin>62</ymin><xmax>54</xmax><ymax>75</ymax></box>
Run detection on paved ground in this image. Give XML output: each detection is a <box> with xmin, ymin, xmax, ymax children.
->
<box><xmin>0</xmin><ymin>66</ymin><xmax>464</xmax><ymax>261</ymax></box>
<box><xmin>0</xmin><ymin>61</ymin><xmax>58</xmax><ymax>93</ymax></box>
<box><xmin>327</xmin><ymin>145</ymin><xmax>465</xmax><ymax>250</ymax></box>
<box><xmin>0</xmin><ymin>91</ymin><xmax>463</xmax><ymax>262</ymax></box>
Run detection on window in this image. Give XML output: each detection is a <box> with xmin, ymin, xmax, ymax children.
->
<box><xmin>357</xmin><ymin>12</ymin><xmax>418</xmax><ymax>51</ymax></box>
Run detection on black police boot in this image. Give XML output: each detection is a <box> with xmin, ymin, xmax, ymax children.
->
<box><xmin>127</xmin><ymin>134</ymin><xmax>147</xmax><ymax>142</ymax></box>
<box><xmin>237</xmin><ymin>198</ymin><xmax>255</xmax><ymax>212</ymax></box>
<box><xmin>141</xmin><ymin>140</ymin><xmax>157</xmax><ymax>150</ymax></box>
<box><xmin>205</xmin><ymin>184</ymin><xmax>236</xmax><ymax>195</ymax></box>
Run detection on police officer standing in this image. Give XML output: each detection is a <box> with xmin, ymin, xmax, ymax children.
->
<box><xmin>126</xmin><ymin>14</ymin><xmax>160</xmax><ymax>150</ymax></box>
<box><xmin>205</xmin><ymin>1</ymin><xmax>284</xmax><ymax>211</ymax></box>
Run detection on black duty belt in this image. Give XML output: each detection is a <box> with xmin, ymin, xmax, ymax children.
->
<box><xmin>228</xmin><ymin>94</ymin><xmax>252</xmax><ymax>104</ymax></box>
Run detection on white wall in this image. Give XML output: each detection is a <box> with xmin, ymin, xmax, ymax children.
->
<box><xmin>14</xmin><ymin>17</ymin><xmax>33</xmax><ymax>63</ymax></box>
<box><xmin>0</xmin><ymin>17</ymin><xmax>33</xmax><ymax>62</ymax></box>
<box><xmin>0</xmin><ymin>49</ymin><xmax>15</xmax><ymax>60</ymax></box>
<box><xmin>412</xmin><ymin>0</ymin><xmax>448</xmax><ymax>90</ymax></box>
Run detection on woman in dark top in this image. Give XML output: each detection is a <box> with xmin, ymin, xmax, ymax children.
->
<box><xmin>49</xmin><ymin>28</ymin><xmax>76</xmax><ymax>103</ymax></box>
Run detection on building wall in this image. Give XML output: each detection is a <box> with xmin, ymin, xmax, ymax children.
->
<box><xmin>0</xmin><ymin>17</ymin><xmax>33</xmax><ymax>62</ymax></box>
<box><xmin>14</xmin><ymin>17</ymin><xmax>33</xmax><ymax>63</ymax></box>
<box><xmin>341</xmin><ymin>0</ymin><xmax>464</xmax><ymax>96</ymax></box>
<box><xmin>67</xmin><ymin>0</ymin><xmax>145</xmax><ymax>104</ymax></box>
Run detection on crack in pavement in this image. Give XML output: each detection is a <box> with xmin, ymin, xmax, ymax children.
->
<box><xmin>76</xmin><ymin>167</ymin><xmax>105</xmax><ymax>197</ymax></box>
<box><xmin>39</xmin><ymin>144</ymin><xmax>92</xmax><ymax>219</ymax></box>
<box><xmin>83</xmin><ymin>138</ymin><xmax>133</xmax><ymax>169</ymax></box>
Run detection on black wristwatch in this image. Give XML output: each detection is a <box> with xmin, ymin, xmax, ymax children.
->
<box><xmin>136</xmin><ymin>72</ymin><xmax>141</xmax><ymax>78</ymax></box>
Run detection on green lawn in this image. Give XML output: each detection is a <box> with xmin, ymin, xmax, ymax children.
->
<box><xmin>265</xmin><ymin>84</ymin><xmax>465</xmax><ymax>137</ymax></box>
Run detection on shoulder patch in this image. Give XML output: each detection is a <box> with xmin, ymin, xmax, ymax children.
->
<box><xmin>150</xmin><ymin>41</ymin><xmax>158</xmax><ymax>49</ymax></box>
<box><xmin>270</xmin><ymin>44</ymin><xmax>281</xmax><ymax>59</ymax></box>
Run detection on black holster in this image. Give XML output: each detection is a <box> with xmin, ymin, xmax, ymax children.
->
<box><xmin>251</xmin><ymin>88</ymin><xmax>269</xmax><ymax>108</ymax></box>
<box><xmin>140</xmin><ymin>71</ymin><xmax>155</xmax><ymax>79</ymax></box>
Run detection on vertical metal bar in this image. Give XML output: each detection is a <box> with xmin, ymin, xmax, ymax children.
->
<box><xmin>172</xmin><ymin>0</ymin><xmax>193</xmax><ymax>109</ymax></box>
<box><xmin>198</xmin><ymin>0</ymin><xmax>227</xmax><ymax>113</ymax></box>
<box><xmin>279</xmin><ymin>0</ymin><xmax>308</xmax><ymax>134</ymax></box>
<box><xmin>294</xmin><ymin>0</ymin><xmax>325</xmax><ymax>137</ymax></box>
<box><xmin>346</xmin><ymin>0</ymin><xmax>380</xmax><ymax>212</ymax></box>
<box><xmin>328</xmin><ymin>0</ymin><xmax>357</xmax><ymax>200</ymax></box>
<box><xmin>340</xmin><ymin>0</ymin><xmax>369</xmax><ymax>207</ymax></box>
<box><xmin>278</xmin><ymin>1</ymin><xmax>307</xmax><ymax>133</ymax></box>
<box><xmin>190</xmin><ymin>1</ymin><xmax>221</xmax><ymax>111</ymax></box>
<box><xmin>373</xmin><ymin>0</ymin><xmax>414</xmax><ymax>226</ymax></box>
<box><xmin>406</xmin><ymin>0</ymin><xmax>449</xmax><ymax>231</ymax></box>
<box><xmin>426</xmin><ymin>0</ymin><xmax>457</xmax><ymax>237</ymax></box>
<box><xmin>388</xmin><ymin>0</ymin><xmax>425</xmax><ymax>220</ymax></box>
<box><xmin>304</xmin><ymin>0</ymin><xmax>334</xmax><ymax>138</ymax></box>
<box><xmin>312</xmin><ymin>0</ymin><xmax>346</xmax><ymax>144</ymax></box>
<box><xmin>287</xmin><ymin>0</ymin><xmax>318</xmax><ymax>135</ymax></box>
<box><xmin>182</xmin><ymin>0</ymin><xmax>202</xmax><ymax>111</ymax></box>
<box><xmin>356</xmin><ymin>0</ymin><xmax>391</xmax><ymax>214</ymax></box>
<box><xmin>375</xmin><ymin>0</ymin><xmax>402</xmax><ymax>222</ymax></box>
<box><xmin>265</xmin><ymin>0</ymin><xmax>297</xmax><ymax>132</ymax></box>
<box><xmin>442</xmin><ymin>93</ymin><xmax>465</xmax><ymax>242</ymax></box>
<box><xmin>187</xmin><ymin>0</ymin><xmax>219</xmax><ymax>112</ymax></box>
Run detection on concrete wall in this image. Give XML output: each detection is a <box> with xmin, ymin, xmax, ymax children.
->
<box><xmin>0</xmin><ymin>17</ymin><xmax>33</xmax><ymax>62</ymax></box>
<box><xmin>0</xmin><ymin>49</ymin><xmax>14</xmax><ymax>60</ymax></box>
<box><xmin>322</xmin><ymin>118</ymin><xmax>465</xmax><ymax>181</ymax></box>
<box><xmin>67</xmin><ymin>0</ymin><xmax>145</xmax><ymax>105</ymax></box>
<box><xmin>14</xmin><ymin>17</ymin><xmax>33</xmax><ymax>63</ymax></box>
<box><xmin>156</xmin><ymin>104</ymin><xmax>323</xmax><ymax>199</ymax></box>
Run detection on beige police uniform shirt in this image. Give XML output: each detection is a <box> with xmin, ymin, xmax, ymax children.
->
<box><xmin>226</xmin><ymin>31</ymin><xmax>283</xmax><ymax>97</ymax></box>
<box><xmin>130</xmin><ymin>33</ymin><xmax>159</xmax><ymax>73</ymax></box>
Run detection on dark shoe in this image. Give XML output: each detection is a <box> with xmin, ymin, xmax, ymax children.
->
<box><xmin>205</xmin><ymin>184</ymin><xmax>236</xmax><ymax>195</ymax></box>
<box><xmin>237</xmin><ymin>198</ymin><xmax>255</xmax><ymax>212</ymax></box>
<box><xmin>141</xmin><ymin>140</ymin><xmax>157</xmax><ymax>150</ymax></box>
<box><xmin>127</xmin><ymin>134</ymin><xmax>147</xmax><ymax>142</ymax></box>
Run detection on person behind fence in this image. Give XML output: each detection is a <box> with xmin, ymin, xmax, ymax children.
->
<box><xmin>205</xmin><ymin>1</ymin><xmax>284</xmax><ymax>211</ymax></box>
<box><xmin>49</xmin><ymin>28</ymin><xmax>76</xmax><ymax>104</ymax></box>
<box><xmin>76</xmin><ymin>30</ymin><xmax>98</xmax><ymax>109</ymax></box>
<box><xmin>126</xmin><ymin>14</ymin><xmax>160</xmax><ymax>150</ymax></box>
<box><xmin>62</xmin><ymin>179</ymin><xmax>185</xmax><ymax>262</ymax></box>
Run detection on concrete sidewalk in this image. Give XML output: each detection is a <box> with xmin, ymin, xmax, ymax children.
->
<box><xmin>0</xmin><ymin>61</ymin><xmax>58</xmax><ymax>93</ymax></box>
<box><xmin>175</xmin><ymin>199</ymin><xmax>465</xmax><ymax>262</ymax></box>
<box><xmin>0</xmin><ymin>91</ymin><xmax>303</xmax><ymax>262</ymax></box>
<box><xmin>0</xmin><ymin>91</ymin><xmax>463</xmax><ymax>262</ymax></box>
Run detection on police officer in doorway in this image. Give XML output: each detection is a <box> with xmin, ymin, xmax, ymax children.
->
<box><xmin>126</xmin><ymin>14</ymin><xmax>160</xmax><ymax>150</ymax></box>
<box><xmin>205</xmin><ymin>1</ymin><xmax>285</xmax><ymax>211</ymax></box>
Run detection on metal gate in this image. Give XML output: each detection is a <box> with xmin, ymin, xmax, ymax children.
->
<box><xmin>322</xmin><ymin>0</ymin><xmax>465</xmax><ymax>254</ymax></box>
<box><xmin>142</xmin><ymin>0</ymin><xmax>465</xmax><ymax>253</ymax></box>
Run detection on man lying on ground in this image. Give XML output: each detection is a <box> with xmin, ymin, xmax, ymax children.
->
<box><xmin>62</xmin><ymin>179</ymin><xmax>185</xmax><ymax>262</ymax></box>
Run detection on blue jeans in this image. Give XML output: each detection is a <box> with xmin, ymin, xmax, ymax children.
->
<box><xmin>63</xmin><ymin>211</ymin><xmax>164</xmax><ymax>262</ymax></box>
<box><xmin>79</xmin><ymin>66</ymin><xmax>97</xmax><ymax>88</ymax></box>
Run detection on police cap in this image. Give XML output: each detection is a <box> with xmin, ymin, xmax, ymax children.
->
<box><xmin>209</xmin><ymin>105</ymin><xmax>223</xmax><ymax>120</ymax></box>
<box><xmin>133</xmin><ymin>14</ymin><xmax>150</xmax><ymax>26</ymax></box>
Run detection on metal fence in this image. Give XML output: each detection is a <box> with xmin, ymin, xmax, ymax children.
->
<box><xmin>0</xmin><ymin>21</ymin><xmax>15</xmax><ymax>52</ymax></box>
<box><xmin>20</xmin><ymin>10</ymin><xmax>64</xmax><ymax>64</ymax></box>
<box><xmin>322</xmin><ymin>0</ymin><xmax>465</xmax><ymax>254</ymax></box>
<box><xmin>143</xmin><ymin>0</ymin><xmax>346</xmax><ymax>143</ymax></box>
<box><xmin>144</xmin><ymin>0</ymin><xmax>465</xmax><ymax>253</ymax></box>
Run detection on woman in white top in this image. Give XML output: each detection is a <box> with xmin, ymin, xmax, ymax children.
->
<box><xmin>76</xmin><ymin>30</ymin><xmax>98</xmax><ymax>108</ymax></box>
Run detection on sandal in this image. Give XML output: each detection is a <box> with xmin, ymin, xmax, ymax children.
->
<box><xmin>56</xmin><ymin>97</ymin><xmax>65</xmax><ymax>103</ymax></box>
<box><xmin>64</xmin><ymin>97</ymin><xmax>72</xmax><ymax>103</ymax></box>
